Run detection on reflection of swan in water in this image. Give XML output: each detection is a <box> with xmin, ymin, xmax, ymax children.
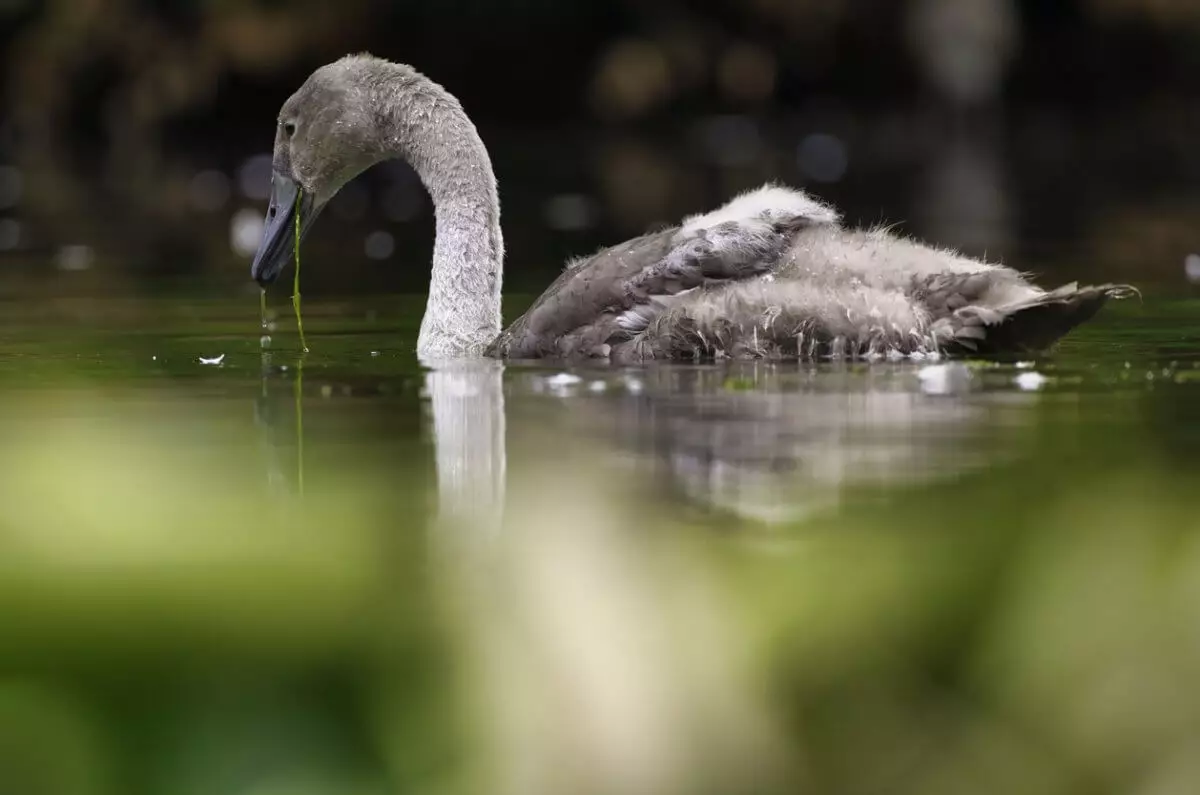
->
<box><xmin>414</xmin><ymin>356</ymin><xmax>1033</xmax><ymax>526</ymax></box>
<box><xmin>249</xmin><ymin>54</ymin><xmax>1133</xmax><ymax>362</ymax></box>
<box><xmin>254</xmin><ymin>350</ymin><xmax>507</xmax><ymax>531</ymax></box>
<box><xmin>420</xmin><ymin>358</ymin><xmax>506</xmax><ymax>536</ymax></box>
<box><xmin>507</xmin><ymin>363</ymin><xmax>1025</xmax><ymax>524</ymax></box>
<box><xmin>255</xmin><ymin>354</ymin><xmax>1023</xmax><ymax>527</ymax></box>
<box><xmin>254</xmin><ymin>350</ymin><xmax>304</xmax><ymax>498</ymax></box>
<box><xmin>633</xmin><ymin>367</ymin><xmax>993</xmax><ymax>523</ymax></box>
<box><xmin>253</xmin><ymin>359</ymin><xmax>788</xmax><ymax>792</ymax></box>
<box><xmin>419</xmin><ymin>360</ymin><xmax>788</xmax><ymax>795</ymax></box>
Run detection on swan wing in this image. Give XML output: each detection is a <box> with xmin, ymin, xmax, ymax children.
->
<box><xmin>489</xmin><ymin>216</ymin><xmax>828</xmax><ymax>357</ymax></box>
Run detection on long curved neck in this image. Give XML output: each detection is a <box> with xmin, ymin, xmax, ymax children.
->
<box><xmin>376</xmin><ymin>67</ymin><xmax>504</xmax><ymax>359</ymax></box>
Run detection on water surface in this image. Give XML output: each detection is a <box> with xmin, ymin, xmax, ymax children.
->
<box><xmin>0</xmin><ymin>293</ymin><xmax>1198</xmax><ymax>794</ymax></box>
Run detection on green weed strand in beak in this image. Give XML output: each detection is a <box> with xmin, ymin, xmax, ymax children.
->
<box><xmin>295</xmin><ymin>357</ymin><xmax>305</xmax><ymax>495</ymax></box>
<box><xmin>292</xmin><ymin>187</ymin><xmax>309</xmax><ymax>353</ymax></box>
<box><xmin>259</xmin><ymin>288</ymin><xmax>267</xmax><ymax>331</ymax></box>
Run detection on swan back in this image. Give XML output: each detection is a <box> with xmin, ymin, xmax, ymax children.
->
<box><xmin>489</xmin><ymin>187</ymin><xmax>840</xmax><ymax>358</ymax></box>
<box><xmin>680</xmin><ymin>185</ymin><xmax>840</xmax><ymax>235</ymax></box>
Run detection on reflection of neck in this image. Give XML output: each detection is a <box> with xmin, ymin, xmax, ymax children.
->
<box><xmin>422</xmin><ymin>358</ymin><xmax>506</xmax><ymax>534</ymax></box>
<box><xmin>380</xmin><ymin>66</ymin><xmax>504</xmax><ymax>358</ymax></box>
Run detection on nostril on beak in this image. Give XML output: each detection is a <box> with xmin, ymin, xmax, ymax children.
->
<box><xmin>268</xmin><ymin>205</ymin><xmax>277</xmax><ymax>220</ymax></box>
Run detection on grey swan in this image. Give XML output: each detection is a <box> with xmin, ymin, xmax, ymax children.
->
<box><xmin>250</xmin><ymin>54</ymin><xmax>1134</xmax><ymax>361</ymax></box>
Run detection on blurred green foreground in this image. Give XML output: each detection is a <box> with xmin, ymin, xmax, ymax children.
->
<box><xmin>0</xmin><ymin>295</ymin><xmax>1198</xmax><ymax>795</ymax></box>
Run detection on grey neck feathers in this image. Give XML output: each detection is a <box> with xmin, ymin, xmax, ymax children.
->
<box><xmin>374</xmin><ymin>65</ymin><xmax>504</xmax><ymax>360</ymax></box>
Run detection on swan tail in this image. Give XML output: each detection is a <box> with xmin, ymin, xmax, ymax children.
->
<box><xmin>933</xmin><ymin>283</ymin><xmax>1138</xmax><ymax>355</ymax></box>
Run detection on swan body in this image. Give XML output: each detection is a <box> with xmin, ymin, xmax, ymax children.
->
<box><xmin>249</xmin><ymin>54</ymin><xmax>1133</xmax><ymax>361</ymax></box>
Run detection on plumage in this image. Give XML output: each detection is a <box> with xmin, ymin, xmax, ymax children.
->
<box><xmin>249</xmin><ymin>54</ymin><xmax>1135</xmax><ymax>362</ymax></box>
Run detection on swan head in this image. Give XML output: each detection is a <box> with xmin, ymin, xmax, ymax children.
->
<box><xmin>251</xmin><ymin>56</ymin><xmax>388</xmax><ymax>286</ymax></box>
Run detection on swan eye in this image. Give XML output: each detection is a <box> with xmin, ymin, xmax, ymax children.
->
<box><xmin>282</xmin><ymin>121</ymin><xmax>297</xmax><ymax>138</ymax></box>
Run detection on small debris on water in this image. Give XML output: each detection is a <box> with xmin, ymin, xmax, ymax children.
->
<box><xmin>542</xmin><ymin>372</ymin><xmax>582</xmax><ymax>397</ymax></box>
<box><xmin>199</xmin><ymin>354</ymin><xmax>225</xmax><ymax>366</ymax></box>
<box><xmin>1015</xmin><ymin>371</ymin><xmax>1047</xmax><ymax>391</ymax></box>
<box><xmin>545</xmin><ymin>373</ymin><xmax>582</xmax><ymax>387</ymax></box>
<box><xmin>370</xmin><ymin>351</ymin><xmax>380</xmax><ymax>357</ymax></box>
<box><xmin>260</xmin><ymin>335</ymin><xmax>271</xmax><ymax>349</ymax></box>
<box><xmin>917</xmin><ymin>362</ymin><xmax>972</xmax><ymax>396</ymax></box>
<box><xmin>1015</xmin><ymin>361</ymin><xmax>1034</xmax><ymax>369</ymax></box>
<box><xmin>588</xmin><ymin>380</ymin><xmax>607</xmax><ymax>393</ymax></box>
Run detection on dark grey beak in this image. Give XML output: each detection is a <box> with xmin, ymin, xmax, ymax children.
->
<box><xmin>250</xmin><ymin>173</ymin><xmax>319</xmax><ymax>287</ymax></box>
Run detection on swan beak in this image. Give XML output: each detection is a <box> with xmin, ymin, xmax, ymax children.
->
<box><xmin>250</xmin><ymin>173</ymin><xmax>318</xmax><ymax>287</ymax></box>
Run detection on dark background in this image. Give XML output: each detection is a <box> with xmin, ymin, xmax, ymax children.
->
<box><xmin>0</xmin><ymin>0</ymin><xmax>1197</xmax><ymax>296</ymax></box>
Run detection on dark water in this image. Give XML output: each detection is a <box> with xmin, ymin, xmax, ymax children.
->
<box><xmin>0</xmin><ymin>292</ymin><xmax>1198</xmax><ymax>794</ymax></box>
